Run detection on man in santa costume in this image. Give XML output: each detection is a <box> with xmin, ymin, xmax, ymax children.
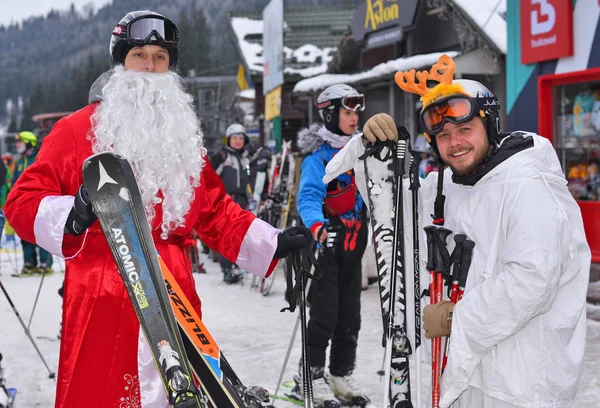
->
<box><xmin>5</xmin><ymin>10</ymin><xmax>311</xmax><ymax>408</ymax></box>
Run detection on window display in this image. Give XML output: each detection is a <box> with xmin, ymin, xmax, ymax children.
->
<box><xmin>554</xmin><ymin>81</ymin><xmax>600</xmax><ymax>201</ymax></box>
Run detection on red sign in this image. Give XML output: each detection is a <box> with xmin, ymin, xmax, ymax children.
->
<box><xmin>520</xmin><ymin>0</ymin><xmax>573</xmax><ymax>64</ymax></box>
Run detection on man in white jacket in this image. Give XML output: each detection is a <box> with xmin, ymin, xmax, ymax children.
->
<box><xmin>324</xmin><ymin>55</ymin><xmax>590</xmax><ymax>407</ymax></box>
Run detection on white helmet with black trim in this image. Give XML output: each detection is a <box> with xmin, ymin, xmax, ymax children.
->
<box><xmin>317</xmin><ymin>84</ymin><xmax>365</xmax><ymax>135</ymax></box>
<box><xmin>453</xmin><ymin>79</ymin><xmax>502</xmax><ymax>144</ymax></box>
<box><xmin>420</xmin><ymin>79</ymin><xmax>502</xmax><ymax>154</ymax></box>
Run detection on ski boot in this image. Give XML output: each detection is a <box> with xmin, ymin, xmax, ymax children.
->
<box><xmin>230</xmin><ymin>266</ymin><xmax>244</xmax><ymax>284</ymax></box>
<box><xmin>192</xmin><ymin>261</ymin><xmax>206</xmax><ymax>274</ymax></box>
<box><xmin>37</xmin><ymin>263</ymin><xmax>53</xmax><ymax>275</ymax></box>
<box><xmin>289</xmin><ymin>372</ymin><xmax>341</xmax><ymax>408</ymax></box>
<box><xmin>13</xmin><ymin>263</ymin><xmax>37</xmax><ymax>277</ymax></box>
<box><xmin>329</xmin><ymin>374</ymin><xmax>371</xmax><ymax>407</ymax></box>
<box><xmin>235</xmin><ymin>384</ymin><xmax>274</xmax><ymax>408</ymax></box>
<box><xmin>223</xmin><ymin>267</ymin><xmax>234</xmax><ymax>283</ymax></box>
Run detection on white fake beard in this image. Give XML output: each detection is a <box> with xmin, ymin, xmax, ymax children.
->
<box><xmin>90</xmin><ymin>65</ymin><xmax>206</xmax><ymax>239</ymax></box>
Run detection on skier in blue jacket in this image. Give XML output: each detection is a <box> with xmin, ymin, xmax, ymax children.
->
<box><xmin>295</xmin><ymin>84</ymin><xmax>369</xmax><ymax>407</ymax></box>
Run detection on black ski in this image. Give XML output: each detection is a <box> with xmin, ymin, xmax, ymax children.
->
<box><xmin>82</xmin><ymin>152</ymin><xmax>203</xmax><ymax>408</ymax></box>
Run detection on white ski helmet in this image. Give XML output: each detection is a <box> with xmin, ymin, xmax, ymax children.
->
<box><xmin>420</xmin><ymin>79</ymin><xmax>502</xmax><ymax>153</ymax></box>
<box><xmin>317</xmin><ymin>84</ymin><xmax>365</xmax><ymax>135</ymax></box>
<box><xmin>453</xmin><ymin>79</ymin><xmax>501</xmax><ymax>143</ymax></box>
<box><xmin>225</xmin><ymin>123</ymin><xmax>249</xmax><ymax>145</ymax></box>
<box><xmin>110</xmin><ymin>10</ymin><xmax>179</xmax><ymax>67</ymax></box>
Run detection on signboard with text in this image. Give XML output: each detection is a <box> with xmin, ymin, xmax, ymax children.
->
<box><xmin>265</xmin><ymin>86</ymin><xmax>282</xmax><ymax>121</ymax></box>
<box><xmin>350</xmin><ymin>0</ymin><xmax>418</xmax><ymax>43</ymax></box>
<box><xmin>262</xmin><ymin>0</ymin><xmax>284</xmax><ymax>95</ymax></box>
<box><xmin>520</xmin><ymin>0</ymin><xmax>573</xmax><ymax>64</ymax></box>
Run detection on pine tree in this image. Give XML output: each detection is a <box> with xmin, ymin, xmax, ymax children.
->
<box><xmin>178</xmin><ymin>7</ymin><xmax>212</xmax><ymax>76</ymax></box>
<box><xmin>177</xmin><ymin>9</ymin><xmax>193</xmax><ymax>76</ymax></box>
<box><xmin>7</xmin><ymin>115</ymin><xmax>17</xmax><ymax>133</ymax></box>
<box><xmin>191</xmin><ymin>8</ymin><xmax>212</xmax><ymax>75</ymax></box>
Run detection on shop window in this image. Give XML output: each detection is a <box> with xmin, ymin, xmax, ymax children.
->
<box><xmin>554</xmin><ymin>81</ymin><xmax>600</xmax><ymax>201</ymax></box>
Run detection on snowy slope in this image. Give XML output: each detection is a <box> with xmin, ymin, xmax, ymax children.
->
<box><xmin>0</xmin><ymin>249</ymin><xmax>598</xmax><ymax>407</ymax></box>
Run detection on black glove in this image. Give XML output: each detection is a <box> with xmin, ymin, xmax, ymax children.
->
<box><xmin>273</xmin><ymin>226</ymin><xmax>313</xmax><ymax>259</ymax></box>
<box><xmin>255</xmin><ymin>148</ymin><xmax>273</xmax><ymax>172</ymax></box>
<box><xmin>64</xmin><ymin>185</ymin><xmax>96</xmax><ymax>236</ymax></box>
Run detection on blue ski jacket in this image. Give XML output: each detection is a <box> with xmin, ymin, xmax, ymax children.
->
<box><xmin>296</xmin><ymin>124</ymin><xmax>364</xmax><ymax>230</ymax></box>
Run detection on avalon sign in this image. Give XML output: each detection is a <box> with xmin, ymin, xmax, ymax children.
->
<box><xmin>351</xmin><ymin>0</ymin><xmax>419</xmax><ymax>43</ymax></box>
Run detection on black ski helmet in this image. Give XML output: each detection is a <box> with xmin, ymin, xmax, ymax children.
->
<box><xmin>317</xmin><ymin>84</ymin><xmax>365</xmax><ymax>135</ymax></box>
<box><xmin>110</xmin><ymin>10</ymin><xmax>179</xmax><ymax>68</ymax></box>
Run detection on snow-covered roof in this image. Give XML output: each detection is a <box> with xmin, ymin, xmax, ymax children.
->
<box><xmin>230</xmin><ymin>17</ymin><xmax>336</xmax><ymax>78</ymax></box>
<box><xmin>293</xmin><ymin>51</ymin><xmax>460</xmax><ymax>94</ymax></box>
<box><xmin>238</xmin><ymin>88</ymin><xmax>256</xmax><ymax>100</ymax></box>
<box><xmin>453</xmin><ymin>0</ymin><xmax>507</xmax><ymax>54</ymax></box>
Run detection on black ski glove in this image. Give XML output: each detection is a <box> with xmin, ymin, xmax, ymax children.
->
<box><xmin>273</xmin><ymin>226</ymin><xmax>313</xmax><ymax>259</ymax></box>
<box><xmin>64</xmin><ymin>185</ymin><xmax>96</xmax><ymax>236</ymax></box>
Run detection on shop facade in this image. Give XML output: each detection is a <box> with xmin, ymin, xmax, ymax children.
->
<box><xmin>506</xmin><ymin>0</ymin><xmax>600</xmax><ymax>261</ymax></box>
<box><xmin>292</xmin><ymin>1</ymin><xmax>507</xmax><ymax>146</ymax></box>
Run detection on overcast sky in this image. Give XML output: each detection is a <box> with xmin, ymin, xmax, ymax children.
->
<box><xmin>0</xmin><ymin>0</ymin><xmax>111</xmax><ymax>26</ymax></box>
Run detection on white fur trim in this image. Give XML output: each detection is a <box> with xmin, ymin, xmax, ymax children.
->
<box><xmin>236</xmin><ymin>218</ymin><xmax>280</xmax><ymax>278</ymax></box>
<box><xmin>33</xmin><ymin>195</ymin><xmax>87</xmax><ymax>258</ymax></box>
<box><xmin>138</xmin><ymin>330</ymin><xmax>170</xmax><ymax>407</ymax></box>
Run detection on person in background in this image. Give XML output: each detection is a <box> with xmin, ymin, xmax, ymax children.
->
<box><xmin>210</xmin><ymin>122</ymin><xmax>252</xmax><ymax>283</ymax></box>
<box><xmin>12</xmin><ymin>132</ymin><xmax>53</xmax><ymax>274</ymax></box>
<box><xmin>5</xmin><ymin>11</ymin><xmax>311</xmax><ymax>407</ymax></box>
<box><xmin>295</xmin><ymin>84</ymin><xmax>369</xmax><ymax>406</ymax></box>
<box><xmin>326</xmin><ymin>54</ymin><xmax>590</xmax><ymax>408</ymax></box>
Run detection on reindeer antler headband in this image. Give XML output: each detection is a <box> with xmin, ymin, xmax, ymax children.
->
<box><xmin>394</xmin><ymin>54</ymin><xmax>469</xmax><ymax>110</ymax></box>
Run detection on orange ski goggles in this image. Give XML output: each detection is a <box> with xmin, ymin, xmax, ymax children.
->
<box><xmin>420</xmin><ymin>95</ymin><xmax>483</xmax><ymax>136</ymax></box>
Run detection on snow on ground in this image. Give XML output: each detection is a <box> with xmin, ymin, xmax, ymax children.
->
<box><xmin>0</xmin><ymin>248</ymin><xmax>599</xmax><ymax>407</ymax></box>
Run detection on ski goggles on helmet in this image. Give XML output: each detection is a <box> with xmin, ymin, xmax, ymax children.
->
<box><xmin>420</xmin><ymin>95</ymin><xmax>483</xmax><ymax>136</ymax></box>
<box><xmin>318</xmin><ymin>95</ymin><xmax>366</xmax><ymax>112</ymax></box>
<box><xmin>341</xmin><ymin>95</ymin><xmax>366</xmax><ymax>111</ymax></box>
<box><xmin>113</xmin><ymin>15</ymin><xmax>179</xmax><ymax>49</ymax></box>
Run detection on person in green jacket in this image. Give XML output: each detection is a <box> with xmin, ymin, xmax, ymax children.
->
<box><xmin>13</xmin><ymin>131</ymin><xmax>53</xmax><ymax>274</ymax></box>
<box><xmin>0</xmin><ymin>153</ymin><xmax>16</xmax><ymax>248</ymax></box>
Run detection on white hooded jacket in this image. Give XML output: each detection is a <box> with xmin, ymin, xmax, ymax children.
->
<box><xmin>324</xmin><ymin>132</ymin><xmax>590</xmax><ymax>407</ymax></box>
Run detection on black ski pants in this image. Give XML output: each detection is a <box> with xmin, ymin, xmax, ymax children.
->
<box><xmin>307</xmin><ymin>215</ymin><xmax>368</xmax><ymax>377</ymax></box>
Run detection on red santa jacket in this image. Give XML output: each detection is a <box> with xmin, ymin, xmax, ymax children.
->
<box><xmin>5</xmin><ymin>103</ymin><xmax>279</xmax><ymax>408</ymax></box>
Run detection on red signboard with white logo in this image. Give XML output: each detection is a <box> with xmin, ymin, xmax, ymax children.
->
<box><xmin>520</xmin><ymin>0</ymin><xmax>573</xmax><ymax>64</ymax></box>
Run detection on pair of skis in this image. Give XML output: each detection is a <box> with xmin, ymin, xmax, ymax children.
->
<box><xmin>83</xmin><ymin>153</ymin><xmax>272</xmax><ymax>408</ymax></box>
<box><xmin>360</xmin><ymin>128</ymin><xmax>415</xmax><ymax>408</ymax></box>
<box><xmin>252</xmin><ymin>141</ymin><xmax>296</xmax><ymax>296</ymax></box>
<box><xmin>362</xmin><ymin>127</ymin><xmax>443</xmax><ymax>408</ymax></box>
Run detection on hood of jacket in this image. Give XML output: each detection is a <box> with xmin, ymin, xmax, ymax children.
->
<box><xmin>297</xmin><ymin>124</ymin><xmax>360</xmax><ymax>156</ymax></box>
<box><xmin>88</xmin><ymin>71</ymin><xmax>112</xmax><ymax>104</ymax></box>
<box><xmin>297</xmin><ymin>124</ymin><xmax>324</xmax><ymax>156</ymax></box>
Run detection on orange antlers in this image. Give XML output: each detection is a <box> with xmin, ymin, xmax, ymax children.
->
<box><xmin>394</xmin><ymin>54</ymin><xmax>456</xmax><ymax>97</ymax></box>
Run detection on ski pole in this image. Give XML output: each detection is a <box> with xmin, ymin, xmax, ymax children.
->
<box><xmin>408</xmin><ymin>147</ymin><xmax>423</xmax><ymax>408</ymax></box>
<box><xmin>441</xmin><ymin>234</ymin><xmax>466</xmax><ymax>374</ymax></box>
<box><xmin>28</xmin><ymin>267</ymin><xmax>49</xmax><ymax>330</ymax></box>
<box><xmin>441</xmin><ymin>239</ymin><xmax>474</xmax><ymax>374</ymax></box>
<box><xmin>277</xmin><ymin>235</ymin><xmax>323</xmax><ymax>408</ymax></box>
<box><xmin>271</xmin><ymin>260</ymin><xmax>316</xmax><ymax>405</ymax></box>
<box><xmin>0</xmin><ymin>279</ymin><xmax>56</xmax><ymax>379</ymax></box>
<box><xmin>424</xmin><ymin>226</ymin><xmax>451</xmax><ymax>408</ymax></box>
<box><xmin>457</xmin><ymin>241</ymin><xmax>475</xmax><ymax>301</ymax></box>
